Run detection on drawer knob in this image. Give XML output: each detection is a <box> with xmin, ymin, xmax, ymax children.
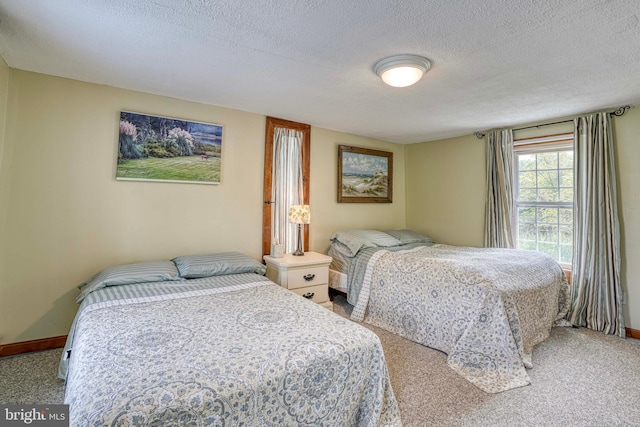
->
<box><xmin>302</xmin><ymin>292</ymin><xmax>315</xmax><ymax>299</ymax></box>
<box><xmin>303</xmin><ymin>273</ymin><xmax>315</xmax><ymax>281</ymax></box>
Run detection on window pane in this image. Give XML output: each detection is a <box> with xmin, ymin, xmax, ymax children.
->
<box><xmin>518</xmin><ymin>207</ymin><xmax>536</xmax><ymax>223</ymax></box>
<box><xmin>537</xmin><ymin>152</ymin><xmax>558</xmax><ymax>170</ymax></box>
<box><xmin>518</xmin><ymin>154</ymin><xmax>536</xmax><ymax>171</ymax></box>
<box><xmin>518</xmin><ymin>222</ymin><xmax>537</xmax><ymax>241</ymax></box>
<box><xmin>538</xmin><ymin>207</ymin><xmax>559</xmax><ymax>224</ymax></box>
<box><xmin>559</xmin><ymin>187</ymin><xmax>573</xmax><ymax>203</ymax></box>
<box><xmin>559</xmin><ymin>208</ymin><xmax>573</xmax><ymax>225</ymax></box>
<box><xmin>537</xmin><ymin>170</ymin><xmax>558</xmax><ymax>188</ymax></box>
<box><xmin>519</xmin><ymin>188</ymin><xmax>536</xmax><ymax>202</ymax></box>
<box><xmin>538</xmin><ymin>224</ymin><xmax>558</xmax><ymax>243</ymax></box>
<box><xmin>520</xmin><ymin>240</ymin><xmax>537</xmax><ymax>251</ymax></box>
<box><xmin>560</xmin><ymin>224</ymin><xmax>573</xmax><ymax>244</ymax></box>
<box><xmin>519</xmin><ymin>171</ymin><xmax>536</xmax><ymax>188</ymax></box>
<box><xmin>560</xmin><ymin>244</ymin><xmax>573</xmax><ymax>264</ymax></box>
<box><xmin>539</xmin><ymin>242</ymin><xmax>559</xmax><ymax>259</ymax></box>
<box><xmin>515</xmin><ymin>145</ymin><xmax>574</xmax><ymax>265</ymax></box>
<box><xmin>538</xmin><ymin>188</ymin><xmax>559</xmax><ymax>202</ymax></box>
<box><xmin>559</xmin><ymin>169</ymin><xmax>573</xmax><ymax>187</ymax></box>
<box><xmin>559</xmin><ymin>151</ymin><xmax>573</xmax><ymax>168</ymax></box>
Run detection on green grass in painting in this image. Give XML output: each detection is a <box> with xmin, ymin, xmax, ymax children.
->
<box><xmin>116</xmin><ymin>156</ymin><xmax>221</xmax><ymax>182</ymax></box>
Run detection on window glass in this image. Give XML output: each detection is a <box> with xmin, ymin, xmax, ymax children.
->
<box><xmin>514</xmin><ymin>134</ymin><xmax>573</xmax><ymax>266</ymax></box>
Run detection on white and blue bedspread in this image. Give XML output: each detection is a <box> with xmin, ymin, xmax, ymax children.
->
<box><xmin>61</xmin><ymin>273</ymin><xmax>401</xmax><ymax>426</ymax></box>
<box><xmin>349</xmin><ymin>245</ymin><xmax>569</xmax><ymax>393</ymax></box>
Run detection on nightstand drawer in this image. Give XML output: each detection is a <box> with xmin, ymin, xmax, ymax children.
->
<box><xmin>290</xmin><ymin>284</ymin><xmax>329</xmax><ymax>304</ymax></box>
<box><xmin>287</xmin><ymin>266</ymin><xmax>328</xmax><ymax>289</ymax></box>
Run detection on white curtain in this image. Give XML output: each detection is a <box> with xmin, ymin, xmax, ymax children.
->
<box><xmin>271</xmin><ymin>127</ymin><xmax>304</xmax><ymax>253</ymax></box>
<box><xmin>484</xmin><ymin>129</ymin><xmax>515</xmax><ymax>248</ymax></box>
<box><xmin>568</xmin><ymin>113</ymin><xmax>624</xmax><ymax>337</ymax></box>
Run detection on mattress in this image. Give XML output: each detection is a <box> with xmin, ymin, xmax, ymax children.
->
<box><xmin>328</xmin><ymin>245</ymin><xmax>352</xmax><ymax>274</ymax></box>
<box><xmin>329</xmin><ymin>268</ymin><xmax>348</xmax><ymax>293</ymax></box>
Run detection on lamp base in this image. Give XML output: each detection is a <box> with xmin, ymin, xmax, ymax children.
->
<box><xmin>293</xmin><ymin>223</ymin><xmax>305</xmax><ymax>256</ymax></box>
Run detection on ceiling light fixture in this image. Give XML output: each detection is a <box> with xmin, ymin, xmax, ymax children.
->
<box><xmin>374</xmin><ymin>54</ymin><xmax>431</xmax><ymax>88</ymax></box>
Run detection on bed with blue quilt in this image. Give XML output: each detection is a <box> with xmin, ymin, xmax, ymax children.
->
<box><xmin>59</xmin><ymin>252</ymin><xmax>401</xmax><ymax>426</ymax></box>
<box><xmin>328</xmin><ymin>230</ymin><xmax>569</xmax><ymax>394</ymax></box>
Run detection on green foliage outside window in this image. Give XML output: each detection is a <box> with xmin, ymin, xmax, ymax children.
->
<box><xmin>516</xmin><ymin>149</ymin><xmax>573</xmax><ymax>265</ymax></box>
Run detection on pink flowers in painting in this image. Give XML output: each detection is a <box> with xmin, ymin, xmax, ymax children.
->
<box><xmin>119</xmin><ymin>120</ymin><xmax>137</xmax><ymax>137</ymax></box>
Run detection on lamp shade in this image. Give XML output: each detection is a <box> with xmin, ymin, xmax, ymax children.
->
<box><xmin>374</xmin><ymin>54</ymin><xmax>431</xmax><ymax>87</ymax></box>
<box><xmin>288</xmin><ymin>205</ymin><xmax>310</xmax><ymax>224</ymax></box>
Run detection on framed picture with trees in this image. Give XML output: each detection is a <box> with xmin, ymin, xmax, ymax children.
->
<box><xmin>116</xmin><ymin>111</ymin><xmax>223</xmax><ymax>184</ymax></box>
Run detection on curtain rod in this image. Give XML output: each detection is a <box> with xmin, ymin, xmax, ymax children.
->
<box><xmin>474</xmin><ymin>105</ymin><xmax>631</xmax><ymax>139</ymax></box>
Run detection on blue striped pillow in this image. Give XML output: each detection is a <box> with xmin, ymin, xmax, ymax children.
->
<box><xmin>77</xmin><ymin>260</ymin><xmax>181</xmax><ymax>302</ymax></box>
<box><xmin>330</xmin><ymin>230</ymin><xmax>402</xmax><ymax>257</ymax></box>
<box><xmin>172</xmin><ymin>252</ymin><xmax>266</xmax><ymax>279</ymax></box>
<box><xmin>384</xmin><ymin>229</ymin><xmax>434</xmax><ymax>244</ymax></box>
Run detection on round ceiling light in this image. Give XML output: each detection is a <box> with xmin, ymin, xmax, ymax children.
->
<box><xmin>374</xmin><ymin>54</ymin><xmax>431</xmax><ymax>87</ymax></box>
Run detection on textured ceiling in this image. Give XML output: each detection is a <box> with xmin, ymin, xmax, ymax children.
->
<box><xmin>0</xmin><ymin>0</ymin><xmax>639</xmax><ymax>143</ymax></box>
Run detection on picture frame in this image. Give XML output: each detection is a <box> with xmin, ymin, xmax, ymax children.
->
<box><xmin>116</xmin><ymin>111</ymin><xmax>223</xmax><ymax>184</ymax></box>
<box><xmin>338</xmin><ymin>145</ymin><xmax>393</xmax><ymax>203</ymax></box>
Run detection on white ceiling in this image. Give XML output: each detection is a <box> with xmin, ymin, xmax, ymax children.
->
<box><xmin>0</xmin><ymin>0</ymin><xmax>639</xmax><ymax>144</ymax></box>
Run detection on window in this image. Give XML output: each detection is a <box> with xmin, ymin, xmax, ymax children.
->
<box><xmin>514</xmin><ymin>133</ymin><xmax>573</xmax><ymax>267</ymax></box>
<box><xmin>262</xmin><ymin>117</ymin><xmax>310</xmax><ymax>257</ymax></box>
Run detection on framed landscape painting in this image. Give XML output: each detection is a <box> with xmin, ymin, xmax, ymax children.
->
<box><xmin>338</xmin><ymin>145</ymin><xmax>392</xmax><ymax>203</ymax></box>
<box><xmin>116</xmin><ymin>111</ymin><xmax>223</xmax><ymax>184</ymax></box>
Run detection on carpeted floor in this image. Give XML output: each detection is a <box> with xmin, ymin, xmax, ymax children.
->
<box><xmin>0</xmin><ymin>347</ymin><xmax>66</xmax><ymax>404</ymax></box>
<box><xmin>1</xmin><ymin>296</ymin><xmax>639</xmax><ymax>426</ymax></box>
<box><xmin>332</xmin><ymin>296</ymin><xmax>640</xmax><ymax>427</ymax></box>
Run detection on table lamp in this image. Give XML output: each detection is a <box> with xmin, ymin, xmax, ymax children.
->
<box><xmin>288</xmin><ymin>205</ymin><xmax>310</xmax><ymax>256</ymax></box>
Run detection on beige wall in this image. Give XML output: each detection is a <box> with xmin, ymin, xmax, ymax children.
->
<box><xmin>0</xmin><ymin>70</ymin><xmax>404</xmax><ymax>344</ymax></box>
<box><xmin>405</xmin><ymin>111</ymin><xmax>640</xmax><ymax>330</ymax></box>
<box><xmin>310</xmin><ymin>127</ymin><xmax>406</xmax><ymax>253</ymax></box>
<box><xmin>405</xmin><ymin>134</ymin><xmax>485</xmax><ymax>247</ymax></box>
<box><xmin>0</xmin><ymin>56</ymin><xmax>11</xmax><ymax>345</ymax></box>
<box><xmin>612</xmin><ymin>108</ymin><xmax>640</xmax><ymax>331</ymax></box>
<box><xmin>0</xmin><ymin>56</ymin><xmax>8</xmax><ymax>160</ymax></box>
<box><xmin>0</xmin><ymin>55</ymin><xmax>10</xmax><ymax>235</ymax></box>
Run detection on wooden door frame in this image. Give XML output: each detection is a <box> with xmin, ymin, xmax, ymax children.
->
<box><xmin>262</xmin><ymin>117</ymin><xmax>311</xmax><ymax>257</ymax></box>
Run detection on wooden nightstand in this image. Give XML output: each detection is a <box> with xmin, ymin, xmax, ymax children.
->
<box><xmin>263</xmin><ymin>252</ymin><xmax>333</xmax><ymax>310</ymax></box>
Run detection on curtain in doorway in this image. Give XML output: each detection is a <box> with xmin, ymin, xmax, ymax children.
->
<box><xmin>484</xmin><ymin>129</ymin><xmax>515</xmax><ymax>248</ymax></box>
<box><xmin>568</xmin><ymin>113</ymin><xmax>624</xmax><ymax>337</ymax></box>
<box><xmin>271</xmin><ymin>127</ymin><xmax>304</xmax><ymax>253</ymax></box>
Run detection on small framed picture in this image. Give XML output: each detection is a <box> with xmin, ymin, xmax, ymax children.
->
<box><xmin>338</xmin><ymin>145</ymin><xmax>392</xmax><ymax>203</ymax></box>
